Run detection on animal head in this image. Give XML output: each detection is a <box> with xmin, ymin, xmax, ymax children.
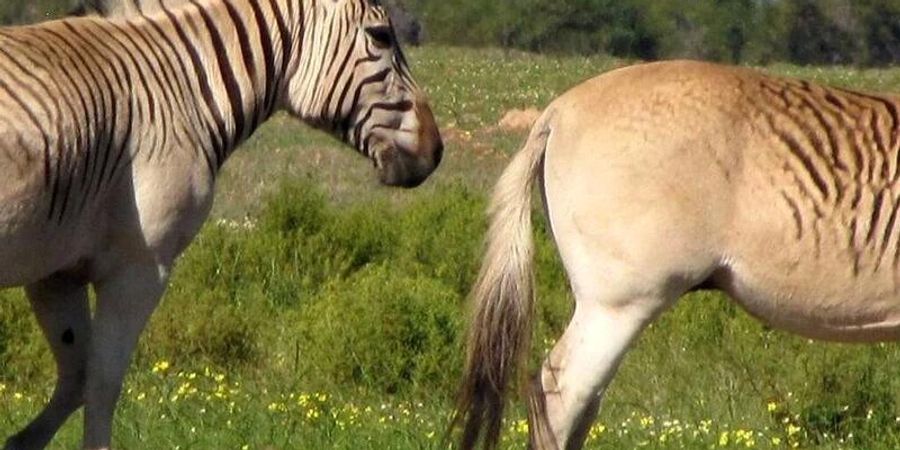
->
<box><xmin>284</xmin><ymin>0</ymin><xmax>442</xmax><ymax>188</ymax></box>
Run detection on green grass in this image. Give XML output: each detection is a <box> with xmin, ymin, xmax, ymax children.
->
<box><xmin>3</xmin><ymin>46</ymin><xmax>900</xmax><ymax>449</ymax></box>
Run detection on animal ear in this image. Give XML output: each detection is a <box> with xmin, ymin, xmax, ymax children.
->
<box><xmin>365</xmin><ymin>25</ymin><xmax>393</xmax><ymax>48</ymax></box>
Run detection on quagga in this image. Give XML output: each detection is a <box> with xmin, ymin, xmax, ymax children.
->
<box><xmin>72</xmin><ymin>0</ymin><xmax>422</xmax><ymax>45</ymax></box>
<box><xmin>454</xmin><ymin>60</ymin><xmax>900</xmax><ymax>449</ymax></box>
<box><xmin>0</xmin><ymin>0</ymin><xmax>442</xmax><ymax>448</ymax></box>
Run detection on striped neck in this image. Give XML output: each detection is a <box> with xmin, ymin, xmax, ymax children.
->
<box><xmin>144</xmin><ymin>0</ymin><xmax>303</xmax><ymax>170</ymax></box>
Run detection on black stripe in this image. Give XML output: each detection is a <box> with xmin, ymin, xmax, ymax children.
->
<box><xmin>8</xmin><ymin>29</ymin><xmax>99</xmax><ymax>213</ymax></box>
<box><xmin>264</xmin><ymin>0</ymin><xmax>293</xmax><ymax>92</ymax></box>
<box><xmin>867</xmin><ymin>189</ymin><xmax>885</xmax><ymax>244</ymax></box>
<box><xmin>109</xmin><ymin>20</ymin><xmax>180</xmax><ymax>162</ymax></box>
<box><xmin>191</xmin><ymin>0</ymin><xmax>246</xmax><ymax>146</ymax></box>
<box><xmin>780</xmin><ymin>192</ymin><xmax>803</xmax><ymax>240</ymax></box>
<box><xmin>857</xmin><ymin>93</ymin><xmax>900</xmax><ymax>174</ymax></box>
<box><xmin>784</xmin><ymin>88</ymin><xmax>845</xmax><ymax>202</ymax></box>
<box><xmin>362</xmin><ymin>131</ymin><xmax>379</xmax><ymax>157</ymax></box>
<box><xmin>348</xmin><ymin>68</ymin><xmax>391</xmax><ymax>143</ymax></box>
<box><xmin>323</xmin><ymin>46</ymin><xmax>358</xmax><ymax>123</ymax></box>
<box><xmin>142</xmin><ymin>16</ymin><xmax>218</xmax><ymax>173</ymax></box>
<box><xmin>163</xmin><ymin>4</ymin><xmax>228</xmax><ymax>167</ymax></box>
<box><xmin>0</xmin><ymin>74</ymin><xmax>53</xmax><ymax>198</ymax></box>
<box><xmin>223</xmin><ymin>0</ymin><xmax>261</xmax><ymax>129</ymax></box>
<box><xmin>839</xmin><ymin>88</ymin><xmax>899</xmax><ymax>151</ymax></box>
<box><xmin>332</xmin><ymin>53</ymin><xmax>380</xmax><ymax>132</ymax></box>
<box><xmin>792</xmin><ymin>85</ymin><xmax>847</xmax><ymax>172</ymax></box>
<box><xmin>877</xmin><ymin>191</ymin><xmax>900</xmax><ymax>268</ymax></box>
<box><xmin>124</xmin><ymin>20</ymin><xmax>186</xmax><ymax>111</ymax></box>
<box><xmin>766</xmin><ymin>112</ymin><xmax>831</xmax><ymax>203</ymax></box>
<box><xmin>849</xmin><ymin>215</ymin><xmax>860</xmax><ymax>277</ymax></box>
<box><xmin>818</xmin><ymin>91</ymin><xmax>863</xmax><ymax>174</ymax></box>
<box><xmin>0</xmin><ymin>42</ymin><xmax>97</xmax><ymax>218</ymax></box>
<box><xmin>67</xmin><ymin>25</ymin><xmax>125</xmax><ymax>198</ymax></box>
<box><xmin>107</xmin><ymin>94</ymin><xmax>134</xmax><ymax>186</ymax></box>
<box><xmin>70</xmin><ymin>22</ymin><xmax>156</xmax><ymax>124</ymax></box>
<box><xmin>3</xmin><ymin>31</ymin><xmax>71</xmax><ymax>221</ymax></box>
<box><xmin>0</xmin><ymin>46</ymin><xmax>76</xmax><ymax>170</ymax></box>
<box><xmin>247</xmin><ymin>0</ymin><xmax>277</xmax><ymax>120</ymax></box>
<box><xmin>352</xmin><ymin>100</ymin><xmax>412</xmax><ymax>147</ymax></box>
<box><xmin>313</xmin><ymin>15</ymin><xmax>340</xmax><ymax>107</ymax></box>
<box><xmin>11</xmin><ymin>30</ymin><xmax>104</xmax><ymax>207</ymax></box>
<box><xmin>125</xmin><ymin>19</ymin><xmax>191</xmax><ymax>123</ymax></box>
<box><xmin>71</xmin><ymin>23</ymin><xmax>137</xmax><ymax>188</ymax></box>
<box><xmin>50</xmin><ymin>25</ymin><xmax>126</xmax><ymax>204</ymax></box>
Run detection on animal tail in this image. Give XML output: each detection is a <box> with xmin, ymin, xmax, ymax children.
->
<box><xmin>452</xmin><ymin>110</ymin><xmax>554</xmax><ymax>449</ymax></box>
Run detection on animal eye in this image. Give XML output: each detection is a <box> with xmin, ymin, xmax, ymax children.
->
<box><xmin>365</xmin><ymin>25</ymin><xmax>393</xmax><ymax>48</ymax></box>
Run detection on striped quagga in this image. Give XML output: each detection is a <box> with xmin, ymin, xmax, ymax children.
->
<box><xmin>0</xmin><ymin>1</ymin><xmax>442</xmax><ymax>449</ymax></box>
<box><xmin>454</xmin><ymin>61</ymin><xmax>900</xmax><ymax>449</ymax></box>
<box><xmin>74</xmin><ymin>0</ymin><xmax>424</xmax><ymax>45</ymax></box>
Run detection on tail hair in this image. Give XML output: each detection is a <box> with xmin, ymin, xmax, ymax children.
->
<box><xmin>452</xmin><ymin>111</ymin><xmax>554</xmax><ymax>449</ymax></box>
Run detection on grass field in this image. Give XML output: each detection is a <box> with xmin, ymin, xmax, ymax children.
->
<box><xmin>3</xmin><ymin>46</ymin><xmax>900</xmax><ymax>449</ymax></box>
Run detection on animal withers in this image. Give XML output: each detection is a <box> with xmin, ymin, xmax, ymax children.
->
<box><xmin>455</xmin><ymin>60</ymin><xmax>900</xmax><ymax>449</ymax></box>
<box><xmin>0</xmin><ymin>0</ymin><xmax>441</xmax><ymax>448</ymax></box>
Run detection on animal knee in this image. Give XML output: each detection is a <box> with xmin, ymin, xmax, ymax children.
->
<box><xmin>58</xmin><ymin>367</ymin><xmax>87</xmax><ymax>401</ymax></box>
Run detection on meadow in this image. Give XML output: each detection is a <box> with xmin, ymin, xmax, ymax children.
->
<box><xmin>3</xmin><ymin>46</ymin><xmax>900</xmax><ymax>449</ymax></box>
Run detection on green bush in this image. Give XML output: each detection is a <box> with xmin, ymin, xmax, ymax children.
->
<box><xmin>128</xmin><ymin>179</ymin><xmax>494</xmax><ymax>396</ymax></box>
<box><xmin>295</xmin><ymin>265</ymin><xmax>463</xmax><ymax>395</ymax></box>
<box><xmin>862</xmin><ymin>0</ymin><xmax>900</xmax><ymax>66</ymax></box>
<box><xmin>0</xmin><ymin>290</ymin><xmax>51</xmax><ymax>383</ymax></box>
<box><xmin>395</xmin><ymin>184</ymin><xmax>486</xmax><ymax>296</ymax></box>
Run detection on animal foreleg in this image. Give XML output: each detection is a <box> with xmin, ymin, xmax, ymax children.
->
<box><xmin>81</xmin><ymin>263</ymin><xmax>168</xmax><ymax>450</ymax></box>
<box><xmin>4</xmin><ymin>277</ymin><xmax>91</xmax><ymax>450</ymax></box>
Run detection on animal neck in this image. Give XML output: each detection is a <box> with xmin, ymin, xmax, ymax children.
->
<box><xmin>141</xmin><ymin>0</ymin><xmax>304</xmax><ymax>169</ymax></box>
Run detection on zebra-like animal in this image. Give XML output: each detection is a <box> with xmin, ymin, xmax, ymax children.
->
<box><xmin>0</xmin><ymin>0</ymin><xmax>442</xmax><ymax>448</ymax></box>
<box><xmin>455</xmin><ymin>61</ymin><xmax>900</xmax><ymax>449</ymax></box>
<box><xmin>72</xmin><ymin>0</ymin><xmax>423</xmax><ymax>45</ymax></box>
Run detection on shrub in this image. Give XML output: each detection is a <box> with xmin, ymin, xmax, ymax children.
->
<box><xmin>0</xmin><ymin>290</ymin><xmax>53</xmax><ymax>383</ymax></box>
<box><xmin>395</xmin><ymin>184</ymin><xmax>486</xmax><ymax>296</ymax></box>
<box><xmin>295</xmin><ymin>265</ymin><xmax>463</xmax><ymax>395</ymax></box>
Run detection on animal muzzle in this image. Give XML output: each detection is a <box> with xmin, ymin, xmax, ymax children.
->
<box><xmin>376</xmin><ymin>99</ymin><xmax>443</xmax><ymax>188</ymax></box>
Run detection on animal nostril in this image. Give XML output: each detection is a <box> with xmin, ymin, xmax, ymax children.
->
<box><xmin>433</xmin><ymin>140</ymin><xmax>444</xmax><ymax>166</ymax></box>
<box><xmin>62</xmin><ymin>328</ymin><xmax>75</xmax><ymax>345</ymax></box>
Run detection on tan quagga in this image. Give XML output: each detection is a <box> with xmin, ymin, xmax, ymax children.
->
<box><xmin>455</xmin><ymin>60</ymin><xmax>900</xmax><ymax>449</ymax></box>
<box><xmin>0</xmin><ymin>0</ymin><xmax>442</xmax><ymax>448</ymax></box>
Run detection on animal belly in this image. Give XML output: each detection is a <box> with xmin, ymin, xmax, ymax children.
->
<box><xmin>720</xmin><ymin>256</ymin><xmax>900</xmax><ymax>342</ymax></box>
<box><xmin>0</xmin><ymin>198</ymin><xmax>95</xmax><ymax>287</ymax></box>
<box><xmin>723</xmin><ymin>171</ymin><xmax>900</xmax><ymax>341</ymax></box>
<box><xmin>0</xmin><ymin>227</ymin><xmax>88</xmax><ymax>287</ymax></box>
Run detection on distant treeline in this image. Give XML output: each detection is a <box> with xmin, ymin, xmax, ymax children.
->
<box><xmin>3</xmin><ymin>0</ymin><xmax>898</xmax><ymax>66</ymax></box>
<box><xmin>407</xmin><ymin>0</ymin><xmax>900</xmax><ymax>66</ymax></box>
<box><xmin>0</xmin><ymin>0</ymin><xmax>77</xmax><ymax>25</ymax></box>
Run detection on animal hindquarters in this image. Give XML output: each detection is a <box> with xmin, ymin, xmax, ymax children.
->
<box><xmin>533</xmin><ymin>150</ymin><xmax>700</xmax><ymax>448</ymax></box>
<box><xmin>530</xmin><ymin>63</ymin><xmax>743</xmax><ymax>448</ymax></box>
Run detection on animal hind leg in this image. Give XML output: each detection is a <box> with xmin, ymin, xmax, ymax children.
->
<box><xmin>82</xmin><ymin>263</ymin><xmax>168</xmax><ymax>450</ymax></box>
<box><xmin>4</xmin><ymin>275</ymin><xmax>91</xmax><ymax>450</ymax></box>
<box><xmin>528</xmin><ymin>289</ymin><xmax>673</xmax><ymax>450</ymax></box>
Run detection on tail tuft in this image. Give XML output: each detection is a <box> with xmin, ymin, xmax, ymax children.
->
<box><xmin>452</xmin><ymin>112</ymin><xmax>553</xmax><ymax>449</ymax></box>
